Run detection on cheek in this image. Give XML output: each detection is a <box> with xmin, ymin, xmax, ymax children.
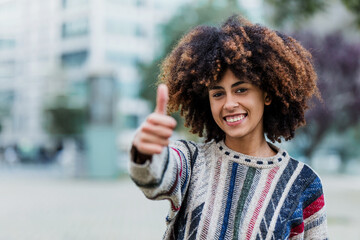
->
<box><xmin>249</xmin><ymin>100</ymin><xmax>265</xmax><ymax>119</ymax></box>
<box><xmin>209</xmin><ymin>100</ymin><xmax>219</xmax><ymax>118</ymax></box>
<box><xmin>207</xmin><ymin>98</ymin><xmax>221</xmax><ymax>126</ymax></box>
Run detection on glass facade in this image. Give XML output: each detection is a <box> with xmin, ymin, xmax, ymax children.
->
<box><xmin>119</xmin><ymin>81</ymin><xmax>139</xmax><ymax>98</ymax></box>
<box><xmin>0</xmin><ymin>61</ymin><xmax>15</xmax><ymax>78</ymax></box>
<box><xmin>0</xmin><ymin>39</ymin><xmax>16</xmax><ymax>50</ymax></box>
<box><xmin>105</xmin><ymin>50</ymin><xmax>138</xmax><ymax>67</ymax></box>
<box><xmin>0</xmin><ymin>0</ymin><xmax>192</xmax><ymax>149</ymax></box>
<box><xmin>62</xmin><ymin>0</ymin><xmax>88</xmax><ymax>9</ymax></box>
<box><xmin>62</xmin><ymin>19</ymin><xmax>89</xmax><ymax>39</ymax></box>
<box><xmin>106</xmin><ymin>19</ymin><xmax>146</xmax><ymax>37</ymax></box>
<box><xmin>106</xmin><ymin>0</ymin><xmax>133</xmax><ymax>5</ymax></box>
<box><xmin>61</xmin><ymin>50</ymin><xmax>88</xmax><ymax>68</ymax></box>
<box><xmin>123</xmin><ymin>114</ymin><xmax>138</xmax><ymax>129</ymax></box>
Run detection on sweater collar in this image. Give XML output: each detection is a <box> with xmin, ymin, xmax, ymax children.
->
<box><xmin>216</xmin><ymin>140</ymin><xmax>289</xmax><ymax>169</ymax></box>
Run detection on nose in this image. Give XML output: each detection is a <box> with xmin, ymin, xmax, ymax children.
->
<box><xmin>223</xmin><ymin>95</ymin><xmax>239</xmax><ymax>111</ymax></box>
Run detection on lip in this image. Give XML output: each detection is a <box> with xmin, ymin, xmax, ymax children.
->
<box><xmin>223</xmin><ymin>113</ymin><xmax>247</xmax><ymax>126</ymax></box>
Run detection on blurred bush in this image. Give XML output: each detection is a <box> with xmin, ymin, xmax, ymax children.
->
<box><xmin>292</xmin><ymin>31</ymin><xmax>360</xmax><ymax>166</ymax></box>
<box><xmin>44</xmin><ymin>95</ymin><xmax>86</xmax><ymax>141</ymax></box>
<box><xmin>265</xmin><ymin>0</ymin><xmax>360</xmax><ymax>28</ymax></box>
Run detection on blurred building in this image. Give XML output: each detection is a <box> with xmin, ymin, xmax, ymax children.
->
<box><xmin>0</xmin><ymin>0</ymin><xmax>265</xmax><ymax>169</ymax></box>
<box><xmin>0</xmin><ymin>0</ymin><xmax>193</xmax><ymax>149</ymax></box>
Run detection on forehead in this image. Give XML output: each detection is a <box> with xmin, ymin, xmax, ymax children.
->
<box><xmin>209</xmin><ymin>69</ymin><xmax>251</xmax><ymax>89</ymax></box>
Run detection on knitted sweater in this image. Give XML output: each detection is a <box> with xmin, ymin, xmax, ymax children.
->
<box><xmin>129</xmin><ymin>140</ymin><xmax>328</xmax><ymax>240</ymax></box>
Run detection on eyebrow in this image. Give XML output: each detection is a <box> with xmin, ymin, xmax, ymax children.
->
<box><xmin>209</xmin><ymin>81</ymin><xmax>245</xmax><ymax>90</ymax></box>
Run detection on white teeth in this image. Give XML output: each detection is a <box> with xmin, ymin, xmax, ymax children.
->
<box><xmin>225</xmin><ymin>115</ymin><xmax>246</xmax><ymax>122</ymax></box>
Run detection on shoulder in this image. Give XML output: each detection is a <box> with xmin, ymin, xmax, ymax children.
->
<box><xmin>287</xmin><ymin>157</ymin><xmax>324</xmax><ymax>193</ymax></box>
<box><xmin>290</xmin><ymin>158</ymin><xmax>322</xmax><ymax>179</ymax></box>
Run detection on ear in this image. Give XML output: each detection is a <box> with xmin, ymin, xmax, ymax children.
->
<box><xmin>264</xmin><ymin>93</ymin><xmax>272</xmax><ymax>106</ymax></box>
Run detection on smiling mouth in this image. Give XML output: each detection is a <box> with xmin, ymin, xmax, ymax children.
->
<box><xmin>224</xmin><ymin>114</ymin><xmax>247</xmax><ymax>123</ymax></box>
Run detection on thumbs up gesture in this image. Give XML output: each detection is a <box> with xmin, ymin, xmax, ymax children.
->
<box><xmin>133</xmin><ymin>84</ymin><xmax>177</xmax><ymax>156</ymax></box>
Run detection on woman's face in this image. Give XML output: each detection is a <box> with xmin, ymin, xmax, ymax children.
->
<box><xmin>208</xmin><ymin>69</ymin><xmax>270</xmax><ymax>145</ymax></box>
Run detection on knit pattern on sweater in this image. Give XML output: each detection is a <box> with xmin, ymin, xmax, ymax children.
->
<box><xmin>129</xmin><ymin>140</ymin><xmax>328</xmax><ymax>240</ymax></box>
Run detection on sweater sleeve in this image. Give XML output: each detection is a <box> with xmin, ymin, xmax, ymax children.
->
<box><xmin>288</xmin><ymin>176</ymin><xmax>328</xmax><ymax>240</ymax></box>
<box><xmin>129</xmin><ymin>140</ymin><xmax>196</xmax><ymax>221</ymax></box>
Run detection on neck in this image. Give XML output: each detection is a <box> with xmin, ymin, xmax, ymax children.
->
<box><xmin>224</xmin><ymin>135</ymin><xmax>276</xmax><ymax>158</ymax></box>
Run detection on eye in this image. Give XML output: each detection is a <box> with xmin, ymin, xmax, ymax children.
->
<box><xmin>212</xmin><ymin>92</ymin><xmax>223</xmax><ymax>98</ymax></box>
<box><xmin>236</xmin><ymin>88</ymin><xmax>248</xmax><ymax>93</ymax></box>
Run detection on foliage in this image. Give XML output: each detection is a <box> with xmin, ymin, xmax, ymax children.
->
<box><xmin>44</xmin><ymin>95</ymin><xmax>86</xmax><ymax>139</ymax></box>
<box><xmin>265</xmin><ymin>0</ymin><xmax>360</xmax><ymax>28</ymax></box>
<box><xmin>341</xmin><ymin>0</ymin><xmax>360</xmax><ymax>27</ymax></box>
<box><xmin>264</xmin><ymin>0</ymin><xmax>360</xmax><ymax>167</ymax></box>
<box><xmin>265</xmin><ymin>0</ymin><xmax>327</xmax><ymax>27</ymax></box>
<box><xmin>0</xmin><ymin>91</ymin><xmax>14</xmax><ymax>133</ymax></box>
<box><xmin>293</xmin><ymin>31</ymin><xmax>360</xmax><ymax>160</ymax></box>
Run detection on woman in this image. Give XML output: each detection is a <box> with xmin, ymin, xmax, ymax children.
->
<box><xmin>130</xmin><ymin>15</ymin><xmax>328</xmax><ymax>240</ymax></box>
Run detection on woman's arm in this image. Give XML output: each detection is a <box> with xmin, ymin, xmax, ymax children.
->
<box><xmin>128</xmin><ymin>84</ymin><xmax>195</xmax><ymax>221</ymax></box>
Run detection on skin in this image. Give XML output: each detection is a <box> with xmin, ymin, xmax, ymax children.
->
<box><xmin>208</xmin><ymin>69</ymin><xmax>275</xmax><ymax>157</ymax></box>
<box><xmin>133</xmin><ymin>69</ymin><xmax>275</xmax><ymax>158</ymax></box>
<box><xmin>133</xmin><ymin>84</ymin><xmax>177</xmax><ymax>156</ymax></box>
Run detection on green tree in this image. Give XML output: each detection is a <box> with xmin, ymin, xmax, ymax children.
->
<box><xmin>264</xmin><ymin>0</ymin><xmax>360</xmax><ymax>170</ymax></box>
<box><xmin>265</xmin><ymin>0</ymin><xmax>360</xmax><ymax>28</ymax></box>
<box><xmin>44</xmin><ymin>95</ymin><xmax>86</xmax><ymax>141</ymax></box>
<box><xmin>292</xmin><ymin>31</ymin><xmax>360</xmax><ymax>166</ymax></box>
<box><xmin>342</xmin><ymin>0</ymin><xmax>360</xmax><ymax>27</ymax></box>
<box><xmin>0</xmin><ymin>91</ymin><xmax>14</xmax><ymax>135</ymax></box>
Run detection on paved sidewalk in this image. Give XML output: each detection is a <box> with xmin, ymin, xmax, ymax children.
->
<box><xmin>321</xmin><ymin>175</ymin><xmax>360</xmax><ymax>240</ymax></box>
<box><xmin>0</xmin><ymin>167</ymin><xmax>167</xmax><ymax>240</ymax></box>
<box><xmin>0</xmin><ymin>166</ymin><xmax>359</xmax><ymax>239</ymax></box>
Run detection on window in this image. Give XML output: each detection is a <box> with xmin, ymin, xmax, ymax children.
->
<box><xmin>119</xmin><ymin>81</ymin><xmax>139</xmax><ymax>98</ymax></box>
<box><xmin>106</xmin><ymin>19</ymin><xmax>146</xmax><ymax>37</ymax></box>
<box><xmin>135</xmin><ymin>25</ymin><xmax>146</xmax><ymax>37</ymax></box>
<box><xmin>62</xmin><ymin>19</ymin><xmax>89</xmax><ymax>39</ymax></box>
<box><xmin>106</xmin><ymin>19</ymin><xmax>135</xmax><ymax>36</ymax></box>
<box><xmin>0</xmin><ymin>61</ymin><xmax>15</xmax><ymax>78</ymax></box>
<box><xmin>105</xmin><ymin>0</ymin><xmax>143</xmax><ymax>6</ymax></box>
<box><xmin>136</xmin><ymin>0</ymin><xmax>145</xmax><ymax>7</ymax></box>
<box><xmin>0</xmin><ymin>90</ymin><xmax>14</xmax><ymax>117</ymax></box>
<box><xmin>0</xmin><ymin>91</ymin><xmax>14</xmax><ymax>105</ymax></box>
<box><xmin>0</xmin><ymin>39</ymin><xmax>16</xmax><ymax>50</ymax></box>
<box><xmin>62</xmin><ymin>0</ymin><xmax>88</xmax><ymax>9</ymax></box>
<box><xmin>124</xmin><ymin>114</ymin><xmax>139</xmax><ymax>129</ymax></box>
<box><xmin>105</xmin><ymin>50</ymin><xmax>138</xmax><ymax>67</ymax></box>
<box><xmin>61</xmin><ymin>50</ymin><xmax>88</xmax><ymax>68</ymax></box>
<box><xmin>70</xmin><ymin>81</ymin><xmax>87</xmax><ymax>101</ymax></box>
<box><xmin>106</xmin><ymin>0</ymin><xmax>132</xmax><ymax>4</ymax></box>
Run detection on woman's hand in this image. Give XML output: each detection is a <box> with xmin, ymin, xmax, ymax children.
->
<box><xmin>133</xmin><ymin>84</ymin><xmax>177</xmax><ymax>155</ymax></box>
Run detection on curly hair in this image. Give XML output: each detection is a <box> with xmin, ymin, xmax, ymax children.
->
<box><xmin>160</xmin><ymin>15</ymin><xmax>320</xmax><ymax>143</ymax></box>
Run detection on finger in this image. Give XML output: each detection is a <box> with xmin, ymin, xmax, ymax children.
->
<box><xmin>137</xmin><ymin>143</ymin><xmax>164</xmax><ymax>155</ymax></box>
<box><xmin>155</xmin><ymin>84</ymin><xmax>169</xmax><ymax>115</ymax></box>
<box><xmin>139</xmin><ymin>133</ymin><xmax>170</xmax><ymax>146</ymax></box>
<box><xmin>147</xmin><ymin>113</ymin><xmax>177</xmax><ymax>129</ymax></box>
<box><xmin>142</xmin><ymin>122</ymin><xmax>174</xmax><ymax>139</ymax></box>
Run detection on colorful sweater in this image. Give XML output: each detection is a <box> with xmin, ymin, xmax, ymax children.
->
<box><xmin>129</xmin><ymin>140</ymin><xmax>328</xmax><ymax>240</ymax></box>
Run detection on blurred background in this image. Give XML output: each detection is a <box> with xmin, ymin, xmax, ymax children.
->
<box><xmin>0</xmin><ymin>0</ymin><xmax>359</xmax><ymax>239</ymax></box>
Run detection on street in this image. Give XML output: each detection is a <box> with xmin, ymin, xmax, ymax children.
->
<box><xmin>0</xmin><ymin>166</ymin><xmax>359</xmax><ymax>239</ymax></box>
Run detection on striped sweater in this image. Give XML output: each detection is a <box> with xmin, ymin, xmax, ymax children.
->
<box><xmin>129</xmin><ymin>140</ymin><xmax>328</xmax><ymax>240</ymax></box>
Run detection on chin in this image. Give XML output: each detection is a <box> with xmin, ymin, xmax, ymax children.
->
<box><xmin>224</xmin><ymin>132</ymin><xmax>247</xmax><ymax>140</ymax></box>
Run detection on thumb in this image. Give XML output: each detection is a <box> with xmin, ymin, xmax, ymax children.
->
<box><xmin>155</xmin><ymin>84</ymin><xmax>169</xmax><ymax>115</ymax></box>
